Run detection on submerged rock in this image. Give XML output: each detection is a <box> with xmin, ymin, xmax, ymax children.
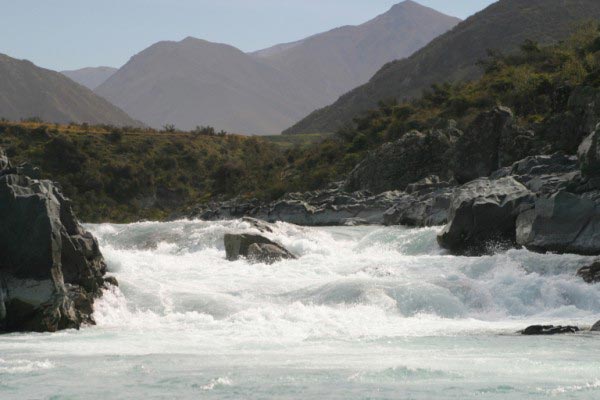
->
<box><xmin>437</xmin><ymin>177</ymin><xmax>533</xmax><ymax>255</ymax></box>
<box><xmin>520</xmin><ymin>325</ymin><xmax>580</xmax><ymax>335</ymax></box>
<box><xmin>0</xmin><ymin>166</ymin><xmax>109</xmax><ymax>332</ymax></box>
<box><xmin>224</xmin><ymin>233</ymin><xmax>296</xmax><ymax>263</ymax></box>
<box><xmin>577</xmin><ymin>262</ymin><xmax>600</xmax><ymax>283</ymax></box>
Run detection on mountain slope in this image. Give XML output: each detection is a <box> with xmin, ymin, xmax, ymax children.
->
<box><xmin>96</xmin><ymin>1</ymin><xmax>459</xmax><ymax>135</ymax></box>
<box><xmin>255</xmin><ymin>0</ymin><xmax>460</xmax><ymax>109</ymax></box>
<box><xmin>61</xmin><ymin>66</ymin><xmax>117</xmax><ymax>90</ymax></box>
<box><xmin>285</xmin><ymin>0</ymin><xmax>600</xmax><ymax>135</ymax></box>
<box><xmin>96</xmin><ymin>38</ymin><xmax>320</xmax><ymax>135</ymax></box>
<box><xmin>0</xmin><ymin>54</ymin><xmax>138</xmax><ymax>126</ymax></box>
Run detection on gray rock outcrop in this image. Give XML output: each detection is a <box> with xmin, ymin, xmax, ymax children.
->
<box><xmin>0</xmin><ymin>153</ymin><xmax>111</xmax><ymax>332</ymax></box>
<box><xmin>344</xmin><ymin>126</ymin><xmax>459</xmax><ymax>193</ymax></box>
<box><xmin>437</xmin><ymin>177</ymin><xmax>533</xmax><ymax>255</ymax></box>
<box><xmin>453</xmin><ymin>107</ymin><xmax>533</xmax><ymax>184</ymax></box>
<box><xmin>578</xmin><ymin>126</ymin><xmax>600</xmax><ymax>178</ymax></box>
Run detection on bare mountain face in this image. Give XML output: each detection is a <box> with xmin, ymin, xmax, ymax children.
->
<box><xmin>61</xmin><ymin>66</ymin><xmax>117</xmax><ymax>90</ymax></box>
<box><xmin>285</xmin><ymin>0</ymin><xmax>600</xmax><ymax>135</ymax></box>
<box><xmin>254</xmin><ymin>0</ymin><xmax>461</xmax><ymax>111</ymax></box>
<box><xmin>95</xmin><ymin>1</ymin><xmax>460</xmax><ymax>135</ymax></box>
<box><xmin>0</xmin><ymin>54</ymin><xmax>139</xmax><ymax>126</ymax></box>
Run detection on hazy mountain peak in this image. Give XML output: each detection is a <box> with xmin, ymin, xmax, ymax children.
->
<box><xmin>61</xmin><ymin>66</ymin><xmax>117</xmax><ymax>90</ymax></box>
<box><xmin>96</xmin><ymin>3</ymin><xmax>460</xmax><ymax>134</ymax></box>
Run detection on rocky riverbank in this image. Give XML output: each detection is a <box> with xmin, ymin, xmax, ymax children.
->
<box><xmin>0</xmin><ymin>148</ymin><xmax>113</xmax><ymax>332</ymax></box>
<box><xmin>191</xmin><ymin>107</ymin><xmax>600</xmax><ymax>257</ymax></box>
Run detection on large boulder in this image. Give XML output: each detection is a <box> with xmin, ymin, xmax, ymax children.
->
<box><xmin>578</xmin><ymin>126</ymin><xmax>600</xmax><ymax>178</ymax></box>
<box><xmin>516</xmin><ymin>191</ymin><xmax>600</xmax><ymax>255</ymax></box>
<box><xmin>0</xmin><ymin>171</ymin><xmax>110</xmax><ymax>332</ymax></box>
<box><xmin>592</xmin><ymin>320</ymin><xmax>600</xmax><ymax>332</ymax></box>
<box><xmin>344</xmin><ymin>125</ymin><xmax>459</xmax><ymax>193</ymax></box>
<box><xmin>437</xmin><ymin>177</ymin><xmax>533</xmax><ymax>255</ymax></box>
<box><xmin>453</xmin><ymin>107</ymin><xmax>533</xmax><ymax>184</ymax></box>
<box><xmin>224</xmin><ymin>233</ymin><xmax>296</xmax><ymax>264</ymax></box>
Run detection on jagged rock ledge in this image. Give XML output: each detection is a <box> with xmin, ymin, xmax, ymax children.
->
<box><xmin>0</xmin><ymin>147</ymin><xmax>113</xmax><ymax>333</ymax></box>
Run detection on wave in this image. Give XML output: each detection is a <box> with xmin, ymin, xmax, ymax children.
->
<box><xmin>88</xmin><ymin>220</ymin><xmax>600</xmax><ymax>340</ymax></box>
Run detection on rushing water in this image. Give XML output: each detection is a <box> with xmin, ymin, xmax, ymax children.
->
<box><xmin>1</xmin><ymin>220</ymin><xmax>600</xmax><ymax>399</ymax></box>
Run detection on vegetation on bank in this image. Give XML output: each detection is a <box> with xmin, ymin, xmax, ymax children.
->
<box><xmin>3</xmin><ymin>24</ymin><xmax>600</xmax><ymax>222</ymax></box>
<box><xmin>281</xmin><ymin>23</ymin><xmax>600</xmax><ymax>190</ymax></box>
<box><xmin>0</xmin><ymin>122</ymin><xmax>286</xmax><ymax>222</ymax></box>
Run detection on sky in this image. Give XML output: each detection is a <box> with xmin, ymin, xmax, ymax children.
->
<box><xmin>1</xmin><ymin>0</ymin><xmax>497</xmax><ymax>71</ymax></box>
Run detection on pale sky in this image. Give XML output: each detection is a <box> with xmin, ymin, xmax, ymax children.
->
<box><xmin>1</xmin><ymin>0</ymin><xmax>497</xmax><ymax>71</ymax></box>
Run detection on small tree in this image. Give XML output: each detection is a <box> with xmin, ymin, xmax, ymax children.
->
<box><xmin>162</xmin><ymin>124</ymin><xmax>176</xmax><ymax>133</ymax></box>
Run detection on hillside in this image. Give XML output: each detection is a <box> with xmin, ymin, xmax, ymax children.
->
<box><xmin>61</xmin><ymin>66</ymin><xmax>117</xmax><ymax>90</ymax></box>
<box><xmin>95</xmin><ymin>1</ymin><xmax>459</xmax><ymax>135</ymax></box>
<box><xmin>0</xmin><ymin>54</ymin><xmax>139</xmax><ymax>126</ymax></box>
<box><xmin>285</xmin><ymin>0</ymin><xmax>600</xmax><ymax>134</ymax></box>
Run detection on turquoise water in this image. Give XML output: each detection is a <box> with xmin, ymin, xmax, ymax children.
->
<box><xmin>1</xmin><ymin>220</ymin><xmax>599</xmax><ymax>399</ymax></box>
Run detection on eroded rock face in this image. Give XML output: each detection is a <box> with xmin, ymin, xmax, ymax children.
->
<box><xmin>516</xmin><ymin>191</ymin><xmax>600</xmax><ymax>255</ymax></box>
<box><xmin>578</xmin><ymin>126</ymin><xmax>600</xmax><ymax>178</ymax></box>
<box><xmin>520</xmin><ymin>325</ymin><xmax>580</xmax><ymax>335</ymax></box>
<box><xmin>453</xmin><ymin>107</ymin><xmax>533</xmax><ymax>184</ymax></box>
<box><xmin>193</xmin><ymin>186</ymin><xmax>404</xmax><ymax>226</ymax></box>
<box><xmin>224</xmin><ymin>233</ymin><xmax>296</xmax><ymax>263</ymax></box>
<box><xmin>0</xmin><ymin>169</ymin><xmax>110</xmax><ymax>332</ymax></box>
<box><xmin>437</xmin><ymin>177</ymin><xmax>533</xmax><ymax>255</ymax></box>
<box><xmin>344</xmin><ymin>126</ymin><xmax>459</xmax><ymax>193</ymax></box>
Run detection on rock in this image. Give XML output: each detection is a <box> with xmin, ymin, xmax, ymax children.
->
<box><xmin>453</xmin><ymin>106</ymin><xmax>533</xmax><ymax>184</ymax></box>
<box><xmin>592</xmin><ymin>321</ymin><xmax>600</xmax><ymax>331</ymax></box>
<box><xmin>384</xmin><ymin>176</ymin><xmax>453</xmax><ymax>227</ymax></box>
<box><xmin>0</xmin><ymin>147</ymin><xmax>10</xmax><ymax>172</ymax></box>
<box><xmin>578</xmin><ymin>126</ymin><xmax>600</xmax><ymax>178</ymax></box>
<box><xmin>224</xmin><ymin>233</ymin><xmax>296</xmax><ymax>263</ymax></box>
<box><xmin>344</xmin><ymin>126</ymin><xmax>459</xmax><ymax>193</ymax></box>
<box><xmin>242</xmin><ymin>217</ymin><xmax>273</xmax><ymax>233</ymax></box>
<box><xmin>437</xmin><ymin>177</ymin><xmax>533</xmax><ymax>255</ymax></box>
<box><xmin>576</xmin><ymin>262</ymin><xmax>600</xmax><ymax>283</ymax></box>
<box><xmin>193</xmin><ymin>188</ymin><xmax>405</xmax><ymax>226</ymax></box>
<box><xmin>520</xmin><ymin>325</ymin><xmax>580</xmax><ymax>335</ymax></box>
<box><xmin>516</xmin><ymin>190</ymin><xmax>600</xmax><ymax>255</ymax></box>
<box><xmin>0</xmin><ymin>171</ymin><xmax>107</xmax><ymax>332</ymax></box>
<box><xmin>247</xmin><ymin>243</ymin><xmax>294</xmax><ymax>264</ymax></box>
<box><xmin>506</xmin><ymin>153</ymin><xmax>580</xmax><ymax>194</ymax></box>
<box><xmin>103</xmin><ymin>276</ymin><xmax>119</xmax><ymax>288</ymax></box>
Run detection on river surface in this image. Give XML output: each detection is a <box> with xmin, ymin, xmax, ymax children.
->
<box><xmin>0</xmin><ymin>220</ymin><xmax>599</xmax><ymax>399</ymax></box>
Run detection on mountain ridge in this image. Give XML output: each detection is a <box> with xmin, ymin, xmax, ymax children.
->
<box><xmin>284</xmin><ymin>0</ymin><xmax>600</xmax><ymax>135</ymax></box>
<box><xmin>96</xmin><ymin>1</ymin><xmax>460</xmax><ymax>135</ymax></box>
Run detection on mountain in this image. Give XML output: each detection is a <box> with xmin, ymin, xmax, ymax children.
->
<box><xmin>61</xmin><ymin>66</ymin><xmax>117</xmax><ymax>90</ymax></box>
<box><xmin>285</xmin><ymin>0</ymin><xmax>600</xmax><ymax>135</ymax></box>
<box><xmin>96</xmin><ymin>37</ymin><xmax>320</xmax><ymax>135</ymax></box>
<box><xmin>0</xmin><ymin>54</ymin><xmax>139</xmax><ymax>126</ymax></box>
<box><xmin>96</xmin><ymin>1</ymin><xmax>459</xmax><ymax>135</ymax></box>
<box><xmin>253</xmin><ymin>0</ymin><xmax>461</xmax><ymax>110</ymax></box>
